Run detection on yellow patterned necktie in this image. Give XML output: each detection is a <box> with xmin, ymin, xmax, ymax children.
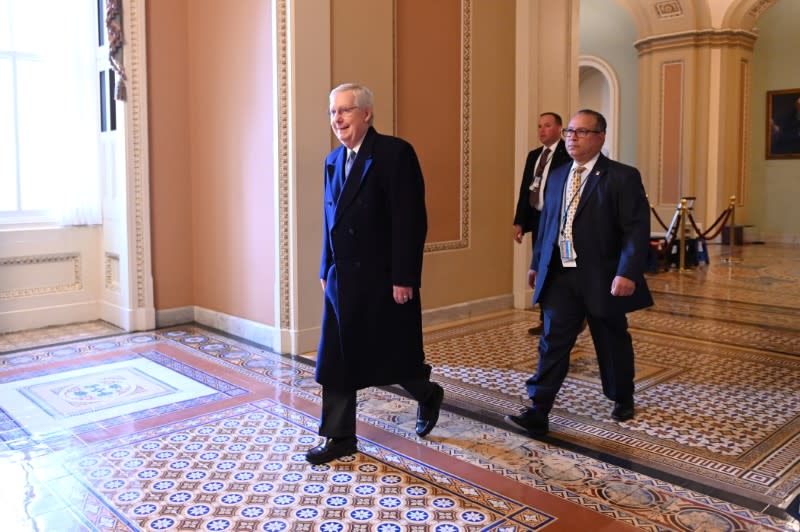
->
<box><xmin>563</xmin><ymin>166</ymin><xmax>586</xmax><ymax>241</ymax></box>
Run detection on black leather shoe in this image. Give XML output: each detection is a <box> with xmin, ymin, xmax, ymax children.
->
<box><xmin>504</xmin><ymin>407</ymin><xmax>549</xmax><ymax>436</ymax></box>
<box><xmin>415</xmin><ymin>383</ymin><xmax>444</xmax><ymax>437</ymax></box>
<box><xmin>305</xmin><ymin>436</ymin><xmax>358</xmax><ymax>465</ymax></box>
<box><xmin>527</xmin><ymin>324</ymin><xmax>544</xmax><ymax>335</ymax></box>
<box><xmin>611</xmin><ymin>398</ymin><xmax>634</xmax><ymax>421</ymax></box>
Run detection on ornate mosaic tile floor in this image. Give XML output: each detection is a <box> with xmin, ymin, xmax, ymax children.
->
<box><xmin>1</xmin><ymin>327</ymin><xmax>796</xmax><ymax>531</ymax></box>
<box><xmin>0</xmin><ymin>243</ymin><xmax>798</xmax><ymax>531</ymax></box>
<box><xmin>0</xmin><ymin>320</ymin><xmax>123</xmax><ymax>353</ymax></box>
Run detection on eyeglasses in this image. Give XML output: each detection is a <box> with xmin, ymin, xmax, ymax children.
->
<box><xmin>562</xmin><ymin>128</ymin><xmax>602</xmax><ymax>138</ymax></box>
<box><xmin>329</xmin><ymin>106</ymin><xmax>359</xmax><ymax>118</ymax></box>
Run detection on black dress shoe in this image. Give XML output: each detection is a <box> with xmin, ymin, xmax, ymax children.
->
<box><xmin>527</xmin><ymin>324</ymin><xmax>544</xmax><ymax>335</ymax></box>
<box><xmin>611</xmin><ymin>398</ymin><xmax>634</xmax><ymax>421</ymax></box>
<box><xmin>504</xmin><ymin>407</ymin><xmax>549</xmax><ymax>436</ymax></box>
<box><xmin>305</xmin><ymin>436</ymin><xmax>358</xmax><ymax>465</ymax></box>
<box><xmin>416</xmin><ymin>383</ymin><xmax>444</xmax><ymax>437</ymax></box>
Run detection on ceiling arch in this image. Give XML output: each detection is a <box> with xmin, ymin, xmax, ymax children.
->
<box><xmin>611</xmin><ymin>0</ymin><xmax>780</xmax><ymax>38</ymax></box>
<box><xmin>721</xmin><ymin>0</ymin><xmax>780</xmax><ymax>30</ymax></box>
<box><xmin>611</xmin><ymin>0</ymin><xmax>710</xmax><ymax>37</ymax></box>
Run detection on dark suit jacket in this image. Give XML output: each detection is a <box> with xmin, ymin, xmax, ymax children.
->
<box><xmin>531</xmin><ymin>154</ymin><xmax>653</xmax><ymax>317</ymax></box>
<box><xmin>318</xmin><ymin>127</ymin><xmax>429</xmax><ymax>391</ymax></box>
<box><xmin>513</xmin><ymin>139</ymin><xmax>571</xmax><ymax>236</ymax></box>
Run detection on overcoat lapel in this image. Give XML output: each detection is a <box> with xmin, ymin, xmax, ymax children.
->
<box><xmin>327</xmin><ymin>147</ymin><xmax>346</xmax><ymax>201</ymax></box>
<box><xmin>334</xmin><ymin>127</ymin><xmax>376</xmax><ymax>225</ymax></box>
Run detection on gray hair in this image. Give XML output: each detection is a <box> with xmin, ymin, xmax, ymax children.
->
<box><xmin>330</xmin><ymin>83</ymin><xmax>374</xmax><ymax>125</ymax></box>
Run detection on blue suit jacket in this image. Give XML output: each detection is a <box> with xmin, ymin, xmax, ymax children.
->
<box><xmin>531</xmin><ymin>154</ymin><xmax>653</xmax><ymax>317</ymax></box>
<box><xmin>513</xmin><ymin>139</ymin><xmax>572</xmax><ymax>236</ymax></box>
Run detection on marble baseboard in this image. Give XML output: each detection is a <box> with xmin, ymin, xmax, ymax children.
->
<box><xmin>422</xmin><ymin>294</ymin><xmax>514</xmax><ymax>327</ymax></box>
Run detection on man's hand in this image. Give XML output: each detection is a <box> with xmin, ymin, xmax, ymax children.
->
<box><xmin>513</xmin><ymin>224</ymin><xmax>524</xmax><ymax>244</ymax></box>
<box><xmin>393</xmin><ymin>285</ymin><xmax>413</xmax><ymax>304</ymax></box>
<box><xmin>610</xmin><ymin>276</ymin><xmax>635</xmax><ymax>296</ymax></box>
<box><xmin>527</xmin><ymin>269</ymin><xmax>537</xmax><ymax>290</ymax></box>
<box><xmin>320</xmin><ymin>278</ymin><xmax>327</xmax><ymax>291</ymax></box>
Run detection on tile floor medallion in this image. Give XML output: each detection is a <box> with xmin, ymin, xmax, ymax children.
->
<box><xmin>1</xmin><ymin>326</ymin><xmax>796</xmax><ymax>531</ymax></box>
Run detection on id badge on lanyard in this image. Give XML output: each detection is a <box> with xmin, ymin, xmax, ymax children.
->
<box><xmin>560</xmin><ymin>239</ymin><xmax>576</xmax><ymax>261</ymax></box>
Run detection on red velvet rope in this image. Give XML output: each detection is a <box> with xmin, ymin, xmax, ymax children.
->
<box><xmin>688</xmin><ymin>207</ymin><xmax>732</xmax><ymax>240</ymax></box>
<box><xmin>650</xmin><ymin>205</ymin><xmax>670</xmax><ymax>231</ymax></box>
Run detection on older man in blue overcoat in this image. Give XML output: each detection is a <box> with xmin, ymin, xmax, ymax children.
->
<box><xmin>306</xmin><ymin>83</ymin><xmax>444</xmax><ymax>465</ymax></box>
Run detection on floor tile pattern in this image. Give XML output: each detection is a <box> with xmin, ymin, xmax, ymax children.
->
<box><xmin>647</xmin><ymin>244</ymin><xmax>800</xmax><ymax>308</ymax></box>
<box><xmin>3</xmin><ymin>327</ymin><xmax>795</xmax><ymax>531</ymax></box>
<box><xmin>0</xmin><ymin>320</ymin><xmax>124</xmax><ymax>353</ymax></box>
<box><xmin>630</xmin><ymin>298</ymin><xmax>799</xmax><ymax>356</ymax></box>
<box><xmin>71</xmin><ymin>403</ymin><xmax>554</xmax><ymax>532</ymax></box>
<box><xmin>1</xmin><ymin>243</ymin><xmax>799</xmax><ymax>531</ymax></box>
<box><xmin>423</xmin><ymin>310</ymin><xmax>800</xmax><ymax>508</ymax></box>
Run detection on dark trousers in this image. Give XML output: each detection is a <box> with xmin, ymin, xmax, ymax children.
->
<box><xmin>319</xmin><ymin>378</ymin><xmax>436</xmax><ymax>439</ymax></box>
<box><xmin>525</xmin><ymin>266</ymin><xmax>635</xmax><ymax>411</ymax></box>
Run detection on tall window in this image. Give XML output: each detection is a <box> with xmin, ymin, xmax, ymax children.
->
<box><xmin>0</xmin><ymin>0</ymin><xmax>102</xmax><ymax>226</ymax></box>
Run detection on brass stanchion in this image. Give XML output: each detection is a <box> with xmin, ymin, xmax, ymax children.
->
<box><xmin>722</xmin><ymin>195</ymin><xmax>742</xmax><ymax>264</ymax></box>
<box><xmin>678</xmin><ymin>198</ymin><xmax>690</xmax><ymax>272</ymax></box>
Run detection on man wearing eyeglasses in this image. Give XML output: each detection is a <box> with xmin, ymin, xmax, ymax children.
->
<box><xmin>308</xmin><ymin>83</ymin><xmax>444</xmax><ymax>465</ymax></box>
<box><xmin>513</xmin><ymin>112</ymin><xmax>572</xmax><ymax>335</ymax></box>
<box><xmin>506</xmin><ymin>109</ymin><xmax>653</xmax><ymax>436</ymax></box>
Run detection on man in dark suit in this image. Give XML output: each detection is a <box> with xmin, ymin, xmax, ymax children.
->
<box><xmin>307</xmin><ymin>83</ymin><xmax>444</xmax><ymax>465</ymax></box>
<box><xmin>513</xmin><ymin>112</ymin><xmax>572</xmax><ymax>335</ymax></box>
<box><xmin>506</xmin><ymin>109</ymin><xmax>653</xmax><ymax>436</ymax></box>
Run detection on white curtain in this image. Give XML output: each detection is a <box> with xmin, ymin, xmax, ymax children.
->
<box><xmin>51</xmin><ymin>1</ymin><xmax>103</xmax><ymax>225</ymax></box>
<box><xmin>12</xmin><ymin>0</ymin><xmax>102</xmax><ymax>225</ymax></box>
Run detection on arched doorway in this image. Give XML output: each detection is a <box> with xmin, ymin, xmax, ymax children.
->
<box><xmin>579</xmin><ymin>55</ymin><xmax>620</xmax><ymax>160</ymax></box>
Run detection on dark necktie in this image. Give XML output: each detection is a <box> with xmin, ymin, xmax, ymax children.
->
<box><xmin>334</xmin><ymin>150</ymin><xmax>356</xmax><ymax>201</ymax></box>
<box><xmin>345</xmin><ymin>150</ymin><xmax>356</xmax><ymax>177</ymax></box>
<box><xmin>529</xmin><ymin>147</ymin><xmax>551</xmax><ymax>208</ymax></box>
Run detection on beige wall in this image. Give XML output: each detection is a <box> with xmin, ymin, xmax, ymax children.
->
<box><xmin>749</xmin><ymin>0</ymin><xmax>800</xmax><ymax>243</ymax></box>
<box><xmin>147</xmin><ymin>0</ymin><xmax>193</xmax><ymax>310</ymax></box>
<box><xmin>396</xmin><ymin>0</ymin><xmax>462</xmax><ymax>243</ymax></box>
<box><xmin>421</xmin><ymin>0</ymin><xmax>517</xmax><ymax>308</ymax></box>
<box><xmin>329</xmin><ymin>0</ymin><xmax>518</xmax><ymax>311</ymax></box>
<box><xmin>147</xmin><ymin>0</ymin><xmax>277</xmax><ymax>324</ymax></box>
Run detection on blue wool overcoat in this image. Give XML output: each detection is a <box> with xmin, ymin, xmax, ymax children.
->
<box><xmin>317</xmin><ymin>127</ymin><xmax>430</xmax><ymax>391</ymax></box>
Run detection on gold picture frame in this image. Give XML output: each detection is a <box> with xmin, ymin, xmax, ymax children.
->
<box><xmin>766</xmin><ymin>88</ymin><xmax>800</xmax><ymax>159</ymax></box>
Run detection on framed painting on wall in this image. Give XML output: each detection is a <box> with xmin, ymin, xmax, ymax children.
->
<box><xmin>767</xmin><ymin>88</ymin><xmax>800</xmax><ymax>159</ymax></box>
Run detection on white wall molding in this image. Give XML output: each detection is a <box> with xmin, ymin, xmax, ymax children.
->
<box><xmin>0</xmin><ymin>253</ymin><xmax>82</xmax><ymax>299</ymax></box>
<box><xmin>156</xmin><ymin>306</ymin><xmax>195</xmax><ymax>328</ymax></box>
<box><xmin>194</xmin><ymin>307</ymin><xmax>278</xmax><ymax>352</ymax></box>
<box><xmin>153</xmin><ymin>296</ymin><xmax>514</xmax><ymax>357</ymax></box>
<box><xmin>156</xmin><ymin>306</ymin><xmax>281</xmax><ymax>353</ymax></box>
<box><xmin>422</xmin><ymin>294</ymin><xmax>514</xmax><ymax>328</ymax></box>
<box><xmin>1</xmin><ymin>301</ymin><xmax>100</xmax><ymax>333</ymax></box>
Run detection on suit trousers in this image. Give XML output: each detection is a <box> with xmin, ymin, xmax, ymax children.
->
<box><xmin>319</xmin><ymin>378</ymin><xmax>436</xmax><ymax>439</ymax></box>
<box><xmin>526</xmin><ymin>264</ymin><xmax>635</xmax><ymax>410</ymax></box>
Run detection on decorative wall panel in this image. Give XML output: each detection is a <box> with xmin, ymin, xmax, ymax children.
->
<box><xmin>0</xmin><ymin>254</ymin><xmax>82</xmax><ymax>299</ymax></box>
<box><xmin>396</xmin><ymin>0</ymin><xmax>471</xmax><ymax>252</ymax></box>
<box><xmin>660</xmin><ymin>61</ymin><xmax>683</xmax><ymax>205</ymax></box>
